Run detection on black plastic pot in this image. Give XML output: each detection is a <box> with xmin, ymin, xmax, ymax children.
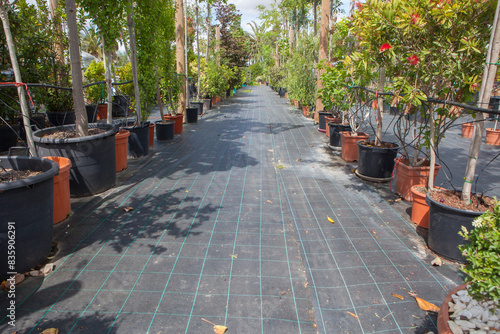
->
<box><xmin>489</xmin><ymin>96</ymin><xmax>500</xmax><ymax>120</ymax></box>
<box><xmin>122</xmin><ymin>121</ymin><xmax>150</xmax><ymax>158</ymax></box>
<box><xmin>191</xmin><ymin>102</ymin><xmax>204</xmax><ymax>115</ymax></box>
<box><xmin>186</xmin><ymin>107</ymin><xmax>198</xmax><ymax>123</ymax></box>
<box><xmin>226</xmin><ymin>89</ymin><xmax>231</xmax><ymax>98</ymax></box>
<box><xmin>357</xmin><ymin>141</ymin><xmax>399</xmax><ymax>179</ymax></box>
<box><xmin>85</xmin><ymin>105</ymin><xmax>98</xmax><ymax>123</ymax></box>
<box><xmin>426</xmin><ymin>192</ymin><xmax>483</xmax><ymax>263</ymax></box>
<box><xmin>329</xmin><ymin>123</ymin><xmax>351</xmax><ymax>147</ymax></box>
<box><xmin>113</xmin><ymin>95</ymin><xmax>130</xmax><ymax>118</ymax></box>
<box><xmin>0</xmin><ymin>156</ymin><xmax>59</xmax><ymax>279</ymax></box>
<box><xmin>0</xmin><ymin>123</ymin><xmax>20</xmax><ymax>152</ymax></box>
<box><xmin>17</xmin><ymin>114</ymin><xmax>46</xmax><ymax>141</ymax></box>
<box><xmin>318</xmin><ymin>111</ymin><xmax>332</xmax><ymax>131</ymax></box>
<box><xmin>155</xmin><ymin>120</ymin><xmax>175</xmax><ymax>141</ymax></box>
<box><xmin>46</xmin><ymin>111</ymin><xmax>76</xmax><ymax>126</ymax></box>
<box><xmin>33</xmin><ymin>123</ymin><xmax>117</xmax><ymax>197</ymax></box>
<box><xmin>203</xmin><ymin>98</ymin><xmax>212</xmax><ymax>111</ymax></box>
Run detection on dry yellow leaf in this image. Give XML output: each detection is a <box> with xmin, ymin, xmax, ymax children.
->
<box><xmin>408</xmin><ymin>292</ymin><xmax>440</xmax><ymax>312</ymax></box>
<box><xmin>214</xmin><ymin>325</ymin><xmax>228</xmax><ymax>334</ymax></box>
<box><xmin>391</xmin><ymin>293</ymin><xmax>404</xmax><ymax>300</ymax></box>
<box><xmin>347</xmin><ymin>311</ymin><xmax>358</xmax><ymax>318</ymax></box>
<box><xmin>267</xmin><ymin>200</ymin><xmax>273</xmax><ymax>204</ymax></box>
<box><xmin>327</xmin><ymin>216</ymin><xmax>334</xmax><ymax>224</ymax></box>
<box><xmin>41</xmin><ymin>329</ymin><xmax>59</xmax><ymax>334</ymax></box>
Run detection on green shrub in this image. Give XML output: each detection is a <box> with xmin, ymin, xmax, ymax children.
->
<box><xmin>459</xmin><ymin>199</ymin><xmax>500</xmax><ymax>302</ymax></box>
<box><xmin>84</xmin><ymin>60</ymin><xmax>105</xmax><ymax>104</ymax></box>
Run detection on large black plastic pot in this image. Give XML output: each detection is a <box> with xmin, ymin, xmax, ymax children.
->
<box><xmin>122</xmin><ymin>121</ymin><xmax>150</xmax><ymax>158</ymax></box>
<box><xmin>46</xmin><ymin>111</ymin><xmax>76</xmax><ymax>126</ymax></box>
<box><xmin>357</xmin><ymin>141</ymin><xmax>399</xmax><ymax>180</ymax></box>
<box><xmin>191</xmin><ymin>102</ymin><xmax>204</xmax><ymax>115</ymax></box>
<box><xmin>0</xmin><ymin>156</ymin><xmax>59</xmax><ymax>279</ymax></box>
<box><xmin>0</xmin><ymin>123</ymin><xmax>20</xmax><ymax>152</ymax></box>
<box><xmin>33</xmin><ymin>123</ymin><xmax>117</xmax><ymax>197</ymax></box>
<box><xmin>329</xmin><ymin>123</ymin><xmax>351</xmax><ymax>147</ymax></box>
<box><xmin>186</xmin><ymin>107</ymin><xmax>198</xmax><ymax>123</ymax></box>
<box><xmin>318</xmin><ymin>111</ymin><xmax>331</xmax><ymax>131</ymax></box>
<box><xmin>155</xmin><ymin>121</ymin><xmax>175</xmax><ymax>141</ymax></box>
<box><xmin>426</xmin><ymin>192</ymin><xmax>483</xmax><ymax>263</ymax></box>
<box><xmin>85</xmin><ymin>105</ymin><xmax>98</xmax><ymax>123</ymax></box>
<box><xmin>112</xmin><ymin>95</ymin><xmax>130</xmax><ymax>118</ymax></box>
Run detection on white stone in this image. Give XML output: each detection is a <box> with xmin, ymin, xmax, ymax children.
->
<box><xmin>455</xmin><ymin>320</ymin><xmax>477</xmax><ymax>329</ymax></box>
<box><xmin>455</xmin><ymin>301</ymin><xmax>467</xmax><ymax>312</ymax></box>
<box><xmin>458</xmin><ymin>310</ymin><xmax>473</xmax><ymax>320</ymax></box>
<box><xmin>490</xmin><ymin>315</ymin><xmax>499</xmax><ymax>322</ymax></box>
<box><xmin>461</xmin><ymin>295</ymin><xmax>472</xmax><ymax>304</ymax></box>
<box><xmin>449</xmin><ymin>321</ymin><xmax>464</xmax><ymax>334</ymax></box>
<box><xmin>457</xmin><ymin>290</ymin><xmax>468</xmax><ymax>296</ymax></box>
<box><xmin>482</xmin><ymin>310</ymin><xmax>490</xmax><ymax>322</ymax></box>
<box><xmin>471</xmin><ymin>306</ymin><xmax>485</xmax><ymax>318</ymax></box>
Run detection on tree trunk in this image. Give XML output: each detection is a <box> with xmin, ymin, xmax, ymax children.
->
<box><xmin>206</xmin><ymin>3</ymin><xmax>210</xmax><ymax>62</ymax></box>
<box><xmin>127</xmin><ymin>5</ymin><xmax>141</xmax><ymax>125</ymax></box>
<box><xmin>48</xmin><ymin>0</ymin><xmax>65</xmax><ymax>74</ymax></box>
<box><xmin>462</xmin><ymin>0</ymin><xmax>500</xmax><ymax>203</ymax></box>
<box><xmin>0</xmin><ymin>0</ymin><xmax>37</xmax><ymax>155</ymax></box>
<box><xmin>65</xmin><ymin>0</ymin><xmax>88</xmax><ymax>137</ymax></box>
<box><xmin>215</xmin><ymin>25</ymin><xmax>220</xmax><ymax>67</ymax></box>
<box><xmin>155</xmin><ymin>66</ymin><xmax>165</xmax><ymax>123</ymax></box>
<box><xmin>176</xmin><ymin>0</ymin><xmax>186</xmax><ymax>116</ymax></box>
<box><xmin>375</xmin><ymin>67</ymin><xmax>385</xmax><ymax>146</ymax></box>
<box><xmin>427</xmin><ymin>107</ymin><xmax>436</xmax><ymax>189</ymax></box>
<box><xmin>289</xmin><ymin>26</ymin><xmax>294</xmax><ymax>55</ymax></box>
<box><xmin>315</xmin><ymin>0</ymin><xmax>329</xmax><ymax>114</ymax></box>
<box><xmin>196</xmin><ymin>0</ymin><xmax>201</xmax><ymax>101</ymax></box>
<box><xmin>102</xmin><ymin>36</ymin><xmax>113</xmax><ymax>124</ymax></box>
<box><xmin>313</xmin><ymin>1</ymin><xmax>317</xmax><ymax>36</ymax></box>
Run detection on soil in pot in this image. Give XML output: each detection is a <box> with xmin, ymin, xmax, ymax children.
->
<box><xmin>0</xmin><ymin>156</ymin><xmax>59</xmax><ymax>279</ymax></box>
<box><xmin>426</xmin><ymin>190</ymin><xmax>494</xmax><ymax>262</ymax></box>
<box><xmin>395</xmin><ymin>158</ymin><xmax>441</xmax><ymax>201</ymax></box>
<box><xmin>155</xmin><ymin>121</ymin><xmax>175</xmax><ymax>141</ymax></box>
<box><xmin>357</xmin><ymin>141</ymin><xmax>399</xmax><ymax>180</ymax></box>
<box><xmin>0</xmin><ymin>122</ymin><xmax>20</xmax><ymax>152</ymax></box>
<box><xmin>486</xmin><ymin>128</ymin><xmax>500</xmax><ymax>145</ymax></box>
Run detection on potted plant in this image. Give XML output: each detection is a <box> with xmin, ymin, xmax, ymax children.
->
<box><xmin>339</xmin><ymin>90</ymin><xmax>370</xmax><ymax>162</ymax></box>
<box><xmin>486</xmin><ymin>117</ymin><xmax>500</xmax><ymax>145</ymax></box>
<box><xmin>83</xmin><ymin>60</ymin><xmax>107</xmax><ymax>120</ymax></box>
<box><xmin>44</xmin><ymin>88</ymin><xmax>76</xmax><ymax>126</ymax></box>
<box><xmin>0</xmin><ymin>156</ymin><xmax>59</xmax><ymax>279</ymax></box>
<box><xmin>437</xmin><ymin>201</ymin><xmax>500</xmax><ymax>333</ymax></box>
<box><xmin>113</xmin><ymin>62</ymin><xmax>133</xmax><ymax>118</ymax></box>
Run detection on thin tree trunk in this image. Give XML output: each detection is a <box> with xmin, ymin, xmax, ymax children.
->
<box><xmin>120</xmin><ymin>29</ymin><xmax>131</xmax><ymax>63</ymax></box>
<box><xmin>0</xmin><ymin>0</ymin><xmax>37</xmax><ymax>155</ymax></box>
<box><xmin>184</xmin><ymin>1</ymin><xmax>189</xmax><ymax>107</ymax></box>
<box><xmin>102</xmin><ymin>36</ymin><xmax>113</xmax><ymax>124</ymax></box>
<box><xmin>313</xmin><ymin>1</ymin><xmax>317</xmax><ymax>36</ymax></box>
<box><xmin>196</xmin><ymin>0</ymin><xmax>201</xmax><ymax>101</ymax></box>
<box><xmin>205</xmin><ymin>3</ymin><xmax>210</xmax><ymax>61</ymax></box>
<box><xmin>315</xmin><ymin>0</ymin><xmax>329</xmax><ymax>114</ymax></box>
<box><xmin>176</xmin><ymin>0</ymin><xmax>186</xmax><ymax>116</ymax></box>
<box><xmin>428</xmin><ymin>107</ymin><xmax>436</xmax><ymax>189</ymax></box>
<box><xmin>65</xmin><ymin>0</ymin><xmax>88</xmax><ymax>137</ymax></box>
<box><xmin>375</xmin><ymin>67</ymin><xmax>385</xmax><ymax>146</ymax></box>
<box><xmin>215</xmin><ymin>25</ymin><xmax>220</xmax><ymax>67</ymax></box>
<box><xmin>289</xmin><ymin>26</ymin><xmax>293</xmax><ymax>55</ymax></box>
<box><xmin>127</xmin><ymin>5</ymin><xmax>141</xmax><ymax>125</ymax></box>
<box><xmin>462</xmin><ymin>0</ymin><xmax>500</xmax><ymax>203</ymax></box>
<box><xmin>155</xmin><ymin>66</ymin><xmax>165</xmax><ymax>123</ymax></box>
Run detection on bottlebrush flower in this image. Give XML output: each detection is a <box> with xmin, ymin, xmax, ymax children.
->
<box><xmin>411</xmin><ymin>13</ymin><xmax>419</xmax><ymax>24</ymax></box>
<box><xmin>380</xmin><ymin>43</ymin><xmax>392</xmax><ymax>52</ymax></box>
<box><xmin>356</xmin><ymin>2</ymin><xmax>364</xmax><ymax>9</ymax></box>
<box><xmin>408</xmin><ymin>54</ymin><xmax>420</xmax><ymax>65</ymax></box>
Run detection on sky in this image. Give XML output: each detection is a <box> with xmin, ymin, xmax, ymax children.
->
<box><xmin>228</xmin><ymin>0</ymin><xmax>351</xmax><ymax>32</ymax></box>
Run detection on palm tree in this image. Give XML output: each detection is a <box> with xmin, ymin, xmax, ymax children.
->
<box><xmin>81</xmin><ymin>26</ymin><xmax>101</xmax><ymax>60</ymax></box>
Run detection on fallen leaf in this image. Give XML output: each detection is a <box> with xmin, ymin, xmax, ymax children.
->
<box><xmin>123</xmin><ymin>207</ymin><xmax>133</xmax><ymax>212</ymax></box>
<box><xmin>391</xmin><ymin>293</ymin><xmax>404</xmax><ymax>300</ymax></box>
<box><xmin>351</xmin><ymin>168</ymin><xmax>356</xmax><ymax>173</ymax></box>
<box><xmin>186</xmin><ymin>190</ymin><xmax>189</xmax><ymax>193</ymax></box>
<box><xmin>305</xmin><ymin>230</ymin><xmax>308</xmax><ymax>234</ymax></box>
<box><xmin>431</xmin><ymin>257</ymin><xmax>443</xmax><ymax>266</ymax></box>
<box><xmin>297</xmin><ymin>158</ymin><xmax>302</xmax><ymax>162</ymax></box>
<box><xmin>230</xmin><ymin>254</ymin><xmax>238</xmax><ymax>259</ymax></box>
<box><xmin>41</xmin><ymin>329</ymin><xmax>59</xmax><ymax>334</ymax></box>
<box><xmin>394</xmin><ymin>198</ymin><xmax>401</xmax><ymax>202</ymax></box>
<box><xmin>201</xmin><ymin>318</ymin><xmax>228</xmax><ymax>334</ymax></box>
<box><xmin>347</xmin><ymin>311</ymin><xmax>358</xmax><ymax>318</ymax></box>
<box><xmin>267</xmin><ymin>200</ymin><xmax>273</xmax><ymax>204</ymax></box>
<box><xmin>310</xmin><ymin>145</ymin><xmax>314</xmax><ymax>147</ymax></box>
<box><xmin>327</xmin><ymin>216</ymin><xmax>335</xmax><ymax>224</ymax></box>
<box><xmin>408</xmin><ymin>292</ymin><xmax>440</xmax><ymax>313</ymax></box>
<box><xmin>43</xmin><ymin>263</ymin><xmax>55</xmax><ymax>276</ymax></box>
<box><xmin>1</xmin><ymin>273</ymin><xmax>25</xmax><ymax>291</ymax></box>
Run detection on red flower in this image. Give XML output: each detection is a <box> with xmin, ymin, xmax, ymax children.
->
<box><xmin>380</xmin><ymin>43</ymin><xmax>392</xmax><ymax>52</ymax></box>
<box><xmin>356</xmin><ymin>2</ymin><xmax>364</xmax><ymax>9</ymax></box>
<box><xmin>408</xmin><ymin>54</ymin><xmax>420</xmax><ymax>65</ymax></box>
<box><xmin>411</xmin><ymin>13</ymin><xmax>419</xmax><ymax>24</ymax></box>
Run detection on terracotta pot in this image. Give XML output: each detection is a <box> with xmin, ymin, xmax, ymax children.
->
<box><xmin>294</xmin><ymin>100</ymin><xmax>299</xmax><ymax>107</ymax></box>
<box><xmin>324</xmin><ymin>117</ymin><xmax>339</xmax><ymax>138</ymax></box>
<box><xmin>43</xmin><ymin>156</ymin><xmax>71</xmax><ymax>224</ymax></box>
<box><xmin>395</xmin><ymin>159</ymin><xmax>441</xmax><ymax>201</ymax></box>
<box><xmin>164</xmin><ymin>114</ymin><xmax>183</xmax><ymax>134</ymax></box>
<box><xmin>461</xmin><ymin>122</ymin><xmax>473</xmax><ymax>138</ymax></box>
<box><xmin>285</xmin><ymin>92</ymin><xmax>288</xmax><ymax>99</ymax></box>
<box><xmin>115</xmin><ymin>129</ymin><xmax>129</xmax><ymax>172</ymax></box>
<box><xmin>302</xmin><ymin>105</ymin><xmax>310</xmax><ymax>117</ymax></box>
<box><xmin>148</xmin><ymin>123</ymin><xmax>155</xmax><ymax>147</ymax></box>
<box><xmin>437</xmin><ymin>284</ymin><xmax>468</xmax><ymax>334</ymax></box>
<box><xmin>96</xmin><ymin>104</ymin><xmax>108</xmax><ymax>120</ymax></box>
<box><xmin>340</xmin><ymin>131</ymin><xmax>370</xmax><ymax>162</ymax></box>
<box><xmin>485</xmin><ymin>128</ymin><xmax>500</xmax><ymax>145</ymax></box>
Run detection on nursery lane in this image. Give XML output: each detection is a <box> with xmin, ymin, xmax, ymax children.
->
<box><xmin>0</xmin><ymin>85</ymin><xmax>464</xmax><ymax>334</ymax></box>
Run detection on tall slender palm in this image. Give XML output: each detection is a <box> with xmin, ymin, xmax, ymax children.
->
<box><xmin>81</xmin><ymin>26</ymin><xmax>102</xmax><ymax>60</ymax></box>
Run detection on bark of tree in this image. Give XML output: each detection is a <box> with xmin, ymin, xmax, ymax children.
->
<box><xmin>127</xmin><ymin>4</ymin><xmax>141</xmax><ymax>125</ymax></box>
<box><xmin>196</xmin><ymin>0</ymin><xmax>201</xmax><ymax>101</ymax></box>
<box><xmin>215</xmin><ymin>25</ymin><xmax>220</xmax><ymax>67</ymax></box>
<box><xmin>462</xmin><ymin>0</ymin><xmax>500</xmax><ymax>203</ymax></box>
<box><xmin>0</xmin><ymin>0</ymin><xmax>37</xmax><ymax>155</ymax></box>
<box><xmin>65</xmin><ymin>0</ymin><xmax>88</xmax><ymax>137</ymax></box>
<box><xmin>176</xmin><ymin>0</ymin><xmax>186</xmax><ymax>116</ymax></box>
<box><xmin>375</xmin><ymin>67</ymin><xmax>385</xmax><ymax>146</ymax></box>
<box><xmin>315</xmin><ymin>0</ymin><xmax>329</xmax><ymax>115</ymax></box>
